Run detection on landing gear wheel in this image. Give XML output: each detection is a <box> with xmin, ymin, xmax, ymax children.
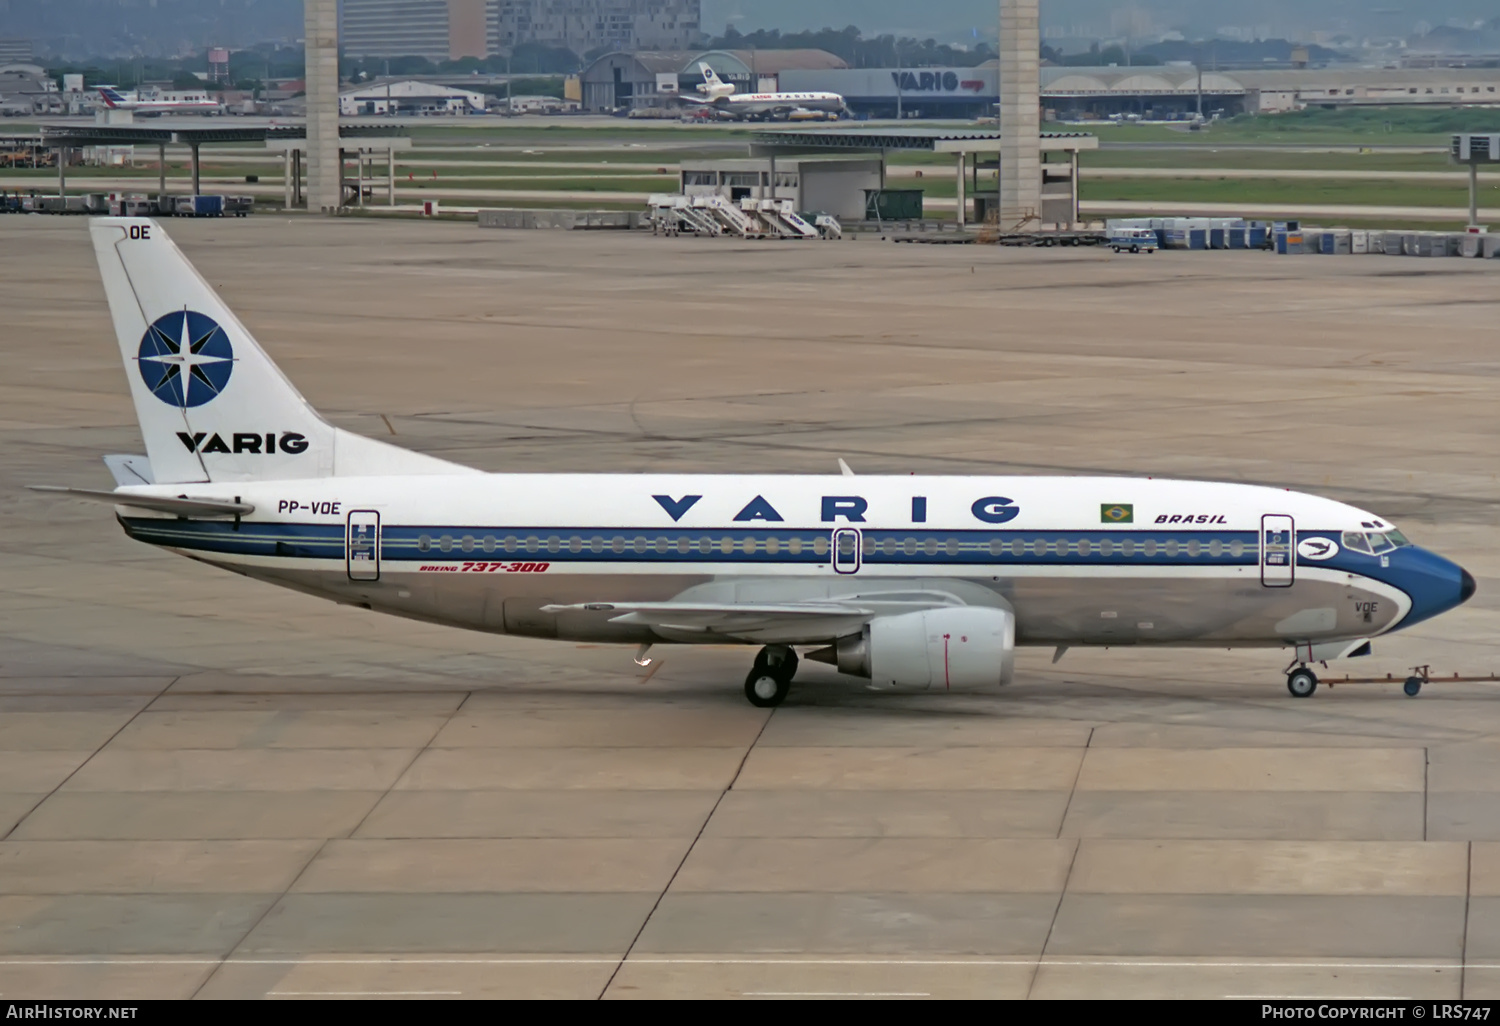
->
<box><xmin>745</xmin><ymin>668</ymin><xmax>790</xmax><ymax>708</ymax></box>
<box><xmin>1287</xmin><ymin>667</ymin><xmax>1319</xmax><ymax>698</ymax></box>
<box><xmin>1404</xmin><ymin>676</ymin><xmax>1423</xmax><ymax>698</ymax></box>
<box><xmin>745</xmin><ymin>646</ymin><xmax>797</xmax><ymax>708</ymax></box>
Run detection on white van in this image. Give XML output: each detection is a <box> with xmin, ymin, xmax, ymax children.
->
<box><xmin>1109</xmin><ymin>228</ymin><xmax>1159</xmax><ymax>254</ymax></box>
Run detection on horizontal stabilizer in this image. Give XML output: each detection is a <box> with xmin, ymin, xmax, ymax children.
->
<box><xmin>28</xmin><ymin>486</ymin><xmax>254</xmax><ymax>518</ymax></box>
<box><xmin>103</xmin><ymin>454</ymin><xmax>155</xmax><ymax>486</ymax></box>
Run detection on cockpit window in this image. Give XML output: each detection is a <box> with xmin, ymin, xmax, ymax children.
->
<box><xmin>1341</xmin><ymin>529</ymin><xmax>1410</xmax><ymax>556</ymax></box>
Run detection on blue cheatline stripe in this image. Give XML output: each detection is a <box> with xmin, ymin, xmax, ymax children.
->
<box><xmin>124</xmin><ymin>518</ymin><xmax>1279</xmax><ymax>569</ymax></box>
<box><xmin>121</xmin><ymin>518</ymin><xmax>344</xmax><ymax>559</ymax></box>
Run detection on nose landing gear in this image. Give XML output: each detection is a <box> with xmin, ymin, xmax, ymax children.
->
<box><xmin>745</xmin><ymin>645</ymin><xmax>798</xmax><ymax>708</ymax></box>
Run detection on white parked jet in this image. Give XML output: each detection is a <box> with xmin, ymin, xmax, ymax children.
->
<box><xmin>36</xmin><ymin>219</ymin><xmax>1474</xmax><ymax>706</ymax></box>
<box><xmin>97</xmin><ymin>87</ymin><xmax>224</xmax><ymax>116</ymax></box>
<box><xmin>676</xmin><ymin>63</ymin><xmax>847</xmax><ymax>121</ymax></box>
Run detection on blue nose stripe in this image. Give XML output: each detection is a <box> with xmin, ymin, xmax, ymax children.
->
<box><xmin>1378</xmin><ymin>548</ymin><xmax>1472</xmax><ymax>630</ymax></box>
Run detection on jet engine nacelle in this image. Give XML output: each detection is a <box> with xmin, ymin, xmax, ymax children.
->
<box><xmin>814</xmin><ymin>607</ymin><xmax>1015</xmax><ymax>692</ymax></box>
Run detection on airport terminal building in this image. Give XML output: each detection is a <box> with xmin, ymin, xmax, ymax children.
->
<box><xmin>775</xmin><ymin>64</ymin><xmax>1500</xmax><ymax>120</ymax></box>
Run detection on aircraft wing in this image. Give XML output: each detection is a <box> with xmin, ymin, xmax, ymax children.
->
<box><xmin>28</xmin><ymin>486</ymin><xmax>254</xmax><ymax>518</ymax></box>
<box><xmin>543</xmin><ymin>590</ymin><xmax>968</xmax><ymax>644</ymax></box>
<box><xmin>541</xmin><ymin>600</ymin><xmax>873</xmax><ymax>643</ymax></box>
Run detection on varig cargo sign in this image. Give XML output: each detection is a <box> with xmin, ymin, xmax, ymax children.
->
<box><xmin>891</xmin><ymin>70</ymin><xmax>989</xmax><ymax>93</ymax></box>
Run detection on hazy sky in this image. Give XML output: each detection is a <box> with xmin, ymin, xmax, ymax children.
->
<box><xmin>703</xmin><ymin>1</ymin><xmax>1498</xmax><ymax>40</ymax></box>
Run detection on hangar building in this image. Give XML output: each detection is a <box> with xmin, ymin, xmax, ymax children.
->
<box><xmin>776</xmin><ymin>64</ymin><xmax>1500</xmax><ymax>120</ymax></box>
<box><xmin>339</xmin><ymin>79</ymin><xmax>486</xmax><ymax>115</ymax></box>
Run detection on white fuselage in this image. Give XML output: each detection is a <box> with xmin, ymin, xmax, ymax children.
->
<box><xmin>715</xmin><ymin>91</ymin><xmax>846</xmax><ymax>117</ymax></box>
<box><xmin>111</xmin><ymin>472</ymin><xmax>1466</xmax><ymax>652</ymax></box>
<box><xmin>101</xmin><ymin>92</ymin><xmax>222</xmax><ymax>115</ymax></box>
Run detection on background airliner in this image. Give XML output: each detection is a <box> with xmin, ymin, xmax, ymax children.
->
<box><xmin>97</xmin><ymin>87</ymin><xmax>224</xmax><ymax>116</ymax></box>
<box><xmin>674</xmin><ymin>63</ymin><xmax>847</xmax><ymax>120</ymax></box>
<box><xmin>35</xmin><ymin>219</ymin><xmax>1475</xmax><ymax>707</ymax></box>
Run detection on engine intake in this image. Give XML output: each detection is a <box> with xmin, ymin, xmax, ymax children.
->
<box><xmin>808</xmin><ymin>607</ymin><xmax>1015</xmax><ymax>692</ymax></box>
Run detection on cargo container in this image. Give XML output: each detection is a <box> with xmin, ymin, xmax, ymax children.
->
<box><xmin>175</xmin><ymin>194</ymin><xmax>224</xmax><ymax>217</ymax></box>
<box><xmin>1352</xmin><ymin>230</ymin><xmax>1369</xmax><ymax>254</ymax></box>
<box><xmin>863</xmin><ymin>189</ymin><xmax>922</xmax><ymax>222</ymax></box>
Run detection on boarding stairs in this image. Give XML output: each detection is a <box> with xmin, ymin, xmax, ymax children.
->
<box><xmin>647</xmin><ymin>194</ymin><xmax>723</xmax><ymax>236</ymax></box>
<box><xmin>693</xmin><ymin>194</ymin><xmax>767</xmax><ymax>237</ymax></box>
<box><xmin>743</xmin><ymin>198</ymin><xmax>821</xmax><ymax>239</ymax></box>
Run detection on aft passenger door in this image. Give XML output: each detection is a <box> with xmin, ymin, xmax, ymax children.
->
<box><xmin>1261</xmin><ymin>514</ymin><xmax>1294</xmax><ymax>588</ymax></box>
<box><xmin>347</xmin><ymin>510</ymin><xmax>380</xmax><ymax>582</ymax></box>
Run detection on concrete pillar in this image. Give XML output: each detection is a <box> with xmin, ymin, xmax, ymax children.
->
<box><xmin>1470</xmin><ymin>163</ymin><xmax>1481</xmax><ymax>228</ymax></box>
<box><xmin>158</xmin><ymin>143</ymin><xmax>166</xmax><ymax>199</ymax></box>
<box><xmin>304</xmin><ymin>0</ymin><xmax>341</xmax><ymax>213</ymax></box>
<box><xmin>955</xmin><ymin>151</ymin><xmax>967</xmax><ymax>229</ymax></box>
<box><xmin>388</xmin><ymin>148</ymin><xmax>395</xmax><ymax>206</ymax></box>
<box><xmin>189</xmin><ymin>142</ymin><xmax>201</xmax><ymax>195</ymax></box>
<box><xmin>57</xmin><ymin>146</ymin><xmax>65</xmax><ymax>197</ymax></box>
<box><xmin>999</xmin><ymin>0</ymin><xmax>1041</xmax><ymax>231</ymax></box>
<box><xmin>1070</xmin><ymin>149</ymin><xmax>1080</xmax><ymax>227</ymax></box>
<box><xmin>284</xmin><ymin>151</ymin><xmax>293</xmax><ymax>209</ymax></box>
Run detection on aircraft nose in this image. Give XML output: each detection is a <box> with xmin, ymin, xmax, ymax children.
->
<box><xmin>1462</xmin><ymin>568</ymin><xmax>1477</xmax><ymax>604</ymax></box>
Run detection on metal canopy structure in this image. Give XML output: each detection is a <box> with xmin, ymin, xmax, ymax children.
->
<box><xmin>35</xmin><ymin>122</ymin><xmax>406</xmax><ymax>206</ymax></box>
<box><xmin>748</xmin><ymin>127</ymin><xmax>1098</xmax><ymax>156</ymax></box>
<box><xmin>748</xmin><ymin>126</ymin><xmax>1098</xmax><ymax>230</ymax></box>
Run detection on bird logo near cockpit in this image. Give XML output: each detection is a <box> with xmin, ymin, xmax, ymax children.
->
<box><xmin>137</xmin><ymin>310</ymin><xmax>234</xmax><ymax>408</ymax></box>
<box><xmin>1297</xmin><ymin>537</ymin><xmax>1339</xmax><ymax>561</ymax></box>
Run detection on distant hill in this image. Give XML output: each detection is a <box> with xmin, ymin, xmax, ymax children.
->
<box><xmin>1138</xmin><ymin>38</ymin><xmax>1347</xmax><ymax>65</ymax></box>
<box><xmin>1407</xmin><ymin>18</ymin><xmax>1500</xmax><ymax>54</ymax></box>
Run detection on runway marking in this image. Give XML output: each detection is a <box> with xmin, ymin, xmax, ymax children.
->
<box><xmin>269</xmin><ymin>991</ymin><xmax>462</xmax><ymax>997</ymax></box>
<box><xmin>0</xmin><ymin>957</ymin><xmax>1476</xmax><ymax>970</ymax></box>
<box><xmin>744</xmin><ymin>992</ymin><xmax>930</xmax><ymax>998</ymax></box>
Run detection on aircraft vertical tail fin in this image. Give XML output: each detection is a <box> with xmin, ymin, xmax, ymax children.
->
<box><xmin>89</xmin><ymin>218</ymin><xmax>475</xmax><ymax>484</ymax></box>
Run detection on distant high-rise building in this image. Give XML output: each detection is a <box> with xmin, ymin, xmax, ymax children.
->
<box><xmin>0</xmin><ymin>38</ymin><xmax>34</xmax><ymax>64</ymax></box>
<box><xmin>497</xmin><ymin>1</ymin><xmax>701</xmax><ymax>54</ymax></box>
<box><xmin>342</xmin><ymin>0</ymin><xmax>497</xmax><ymax>61</ymax></box>
<box><xmin>341</xmin><ymin>1</ymin><xmax>701</xmax><ymax>61</ymax></box>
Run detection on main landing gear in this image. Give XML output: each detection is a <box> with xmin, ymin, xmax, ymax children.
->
<box><xmin>1286</xmin><ymin>666</ymin><xmax>1319</xmax><ymax>698</ymax></box>
<box><xmin>745</xmin><ymin>645</ymin><xmax>798</xmax><ymax>708</ymax></box>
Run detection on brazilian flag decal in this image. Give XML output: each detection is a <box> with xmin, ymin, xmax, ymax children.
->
<box><xmin>1101</xmin><ymin>504</ymin><xmax>1134</xmax><ymax>524</ymax></box>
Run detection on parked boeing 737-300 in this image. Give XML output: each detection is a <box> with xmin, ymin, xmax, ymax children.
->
<box><xmin>33</xmin><ymin>219</ymin><xmax>1476</xmax><ymax>706</ymax></box>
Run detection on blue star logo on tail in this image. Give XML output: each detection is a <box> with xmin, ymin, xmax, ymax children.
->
<box><xmin>137</xmin><ymin>310</ymin><xmax>234</xmax><ymax>408</ymax></box>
